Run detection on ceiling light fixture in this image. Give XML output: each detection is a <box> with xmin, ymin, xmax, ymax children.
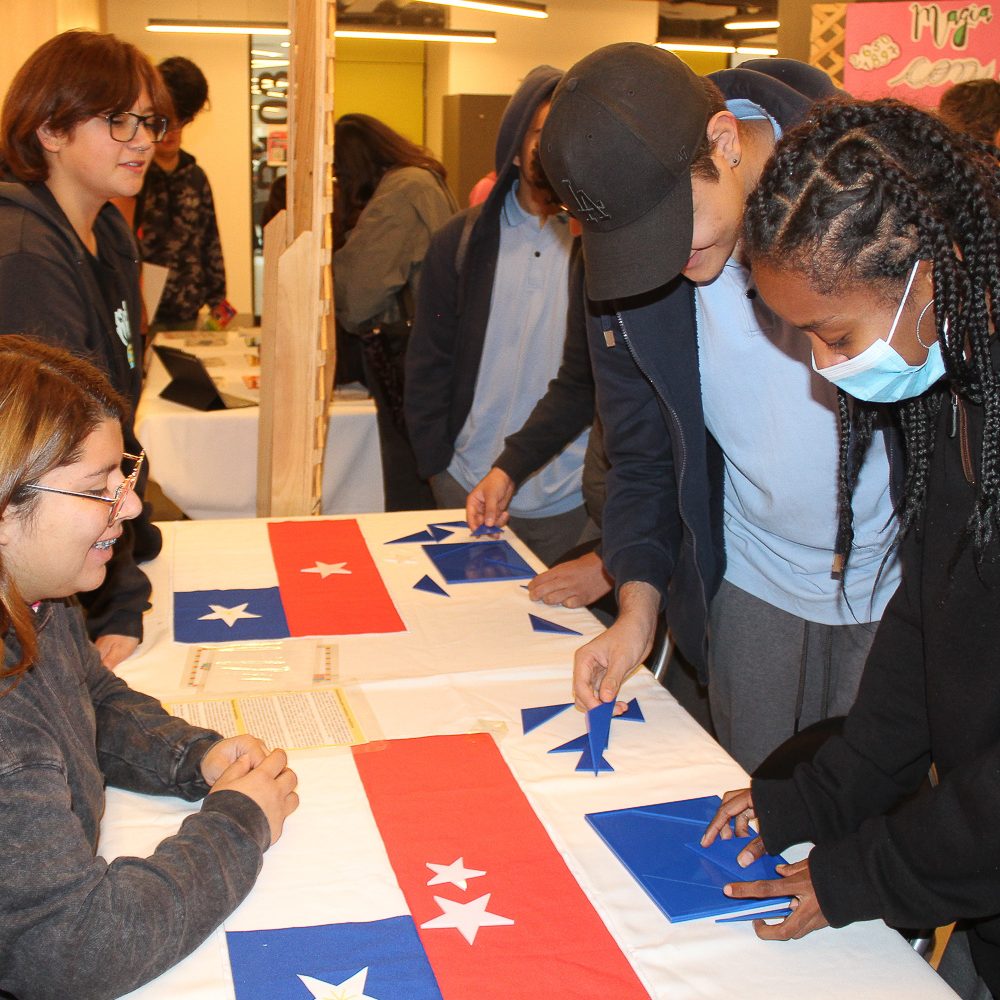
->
<box><xmin>334</xmin><ymin>26</ymin><xmax>497</xmax><ymax>43</ymax></box>
<box><xmin>147</xmin><ymin>19</ymin><xmax>290</xmax><ymax>35</ymax></box>
<box><xmin>409</xmin><ymin>0</ymin><xmax>547</xmax><ymax>17</ymax></box>
<box><xmin>724</xmin><ymin>19</ymin><xmax>780</xmax><ymax>30</ymax></box>
<box><xmin>735</xmin><ymin>45</ymin><xmax>779</xmax><ymax>55</ymax></box>
<box><xmin>655</xmin><ymin>41</ymin><xmax>736</xmax><ymax>54</ymax></box>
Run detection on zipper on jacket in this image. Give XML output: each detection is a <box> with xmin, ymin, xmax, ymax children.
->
<box><xmin>614</xmin><ymin>310</ymin><xmax>710</xmax><ymax>639</ymax></box>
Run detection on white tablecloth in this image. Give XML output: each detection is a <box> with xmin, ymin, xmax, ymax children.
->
<box><xmin>108</xmin><ymin>512</ymin><xmax>955</xmax><ymax>1000</ymax></box>
<box><xmin>135</xmin><ymin>330</ymin><xmax>383</xmax><ymax>518</ymax></box>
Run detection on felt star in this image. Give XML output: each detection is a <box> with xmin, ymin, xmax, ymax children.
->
<box><xmin>420</xmin><ymin>893</ymin><xmax>514</xmax><ymax>944</ymax></box>
<box><xmin>301</xmin><ymin>561</ymin><xmax>351</xmax><ymax>578</ymax></box>
<box><xmin>197</xmin><ymin>603</ymin><xmax>261</xmax><ymax>627</ymax></box>
<box><xmin>297</xmin><ymin>968</ymin><xmax>377</xmax><ymax>1000</ymax></box>
<box><xmin>426</xmin><ymin>857</ymin><xmax>486</xmax><ymax>891</ymax></box>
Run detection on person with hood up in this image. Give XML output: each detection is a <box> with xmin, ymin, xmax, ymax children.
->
<box><xmin>0</xmin><ymin>30</ymin><xmax>168</xmax><ymax>669</ymax></box>
<box><xmin>406</xmin><ymin>66</ymin><xmax>596</xmax><ymax>567</ymax></box>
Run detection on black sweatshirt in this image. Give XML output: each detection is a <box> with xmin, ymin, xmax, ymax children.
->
<box><xmin>755</xmin><ymin>370</ymin><xmax>1000</xmax><ymax>993</ymax></box>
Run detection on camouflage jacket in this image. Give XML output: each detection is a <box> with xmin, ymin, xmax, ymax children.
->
<box><xmin>138</xmin><ymin>150</ymin><xmax>226</xmax><ymax>325</ymax></box>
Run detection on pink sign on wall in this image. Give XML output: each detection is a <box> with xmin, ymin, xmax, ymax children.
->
<box><xmin>843</xmin><ymin>1</ymin><xmax>997</xmax><ymax>107</ymax></box>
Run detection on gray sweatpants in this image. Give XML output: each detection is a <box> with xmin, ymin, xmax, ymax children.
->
<box><xmin>707</xmin><ymin>579</ymin><xmax>880</xmax><ymax>773</ymax></box>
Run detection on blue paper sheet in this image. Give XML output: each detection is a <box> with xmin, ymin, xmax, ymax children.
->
<box><xmin>586</xmin><ymin>795</ymin><xmax>790</xmax><ymax>922</ymax></box>
<box><xmin>422</xmin><ymin>540</ymin><xmax>534</xmax><ymax>584</ymax></box>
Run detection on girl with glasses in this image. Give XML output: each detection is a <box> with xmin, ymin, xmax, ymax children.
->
<box><xmin>0</xmin><ymin>337</ymin><xmax>298</xmax><ymax>997</ymax></box>
<box><xmin>701</xmin><ymin>99</ymin><xmax>1000</xmax><ymax>997</ymax></box>
<box><xmin>0</xmin><ymin>30</ymin><xmax>172</xmax><ymax>669</ymax></box>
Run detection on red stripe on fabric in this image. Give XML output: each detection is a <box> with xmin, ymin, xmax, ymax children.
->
<box><xmin>352</xmin><ymin>734</ymin><xmax>648</xmax><ymax>999</ymax></box>
<box><xmin>267</xmin><ymin>519</ymin><xmax>405</xmax><ymax>636</ymax></box>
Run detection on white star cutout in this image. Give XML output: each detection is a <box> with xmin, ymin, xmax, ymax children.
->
<box><xmin>197</xmin><ymin>603</ymin><xmax>261</xmax><ymax>627</ymax></box>
<box><xmin>297</xmin><ymin>968</ymin><xmax>377</xmax><ymax>1000</ymax></box>
<box><xmin>420</xmin><ymin>893</ymin><xmax>514</xmax><ymax>944</ymax></box>
<box><xmin>426</xmin><ymin>857</ymin><xmax>486</xmax><ymax>891</ymax></box>
<box><xmin>301</xmin><ymin>561</ymin><xmax>352</xmax><ymax>578</ymax></box>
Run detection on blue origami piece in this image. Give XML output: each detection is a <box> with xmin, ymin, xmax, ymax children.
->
<box><xmin>422</xmin><ymin>540</ymin><xmax>534</xmax><ymax>584</ymax></box>
<box><xmin>386</xmin><ymin>529</ymin><xmax>436</xmax><ymax>544</ymax></box>
<box><xmin>431</xmin><ymin>520</ymin><xmax>470</xmax><ymax>528</ymax></box>
<box><xmin>618</xmin><ymin>697</ymin><xmax>645</xmax><ymax>722</ymax></box>
<box><xmin>548</xmin><ymin>733</ymin><xmax>588</xmax><ymax>754</ymax></box>
<box><xmin>521</xmin><ymin>702</ymin><xmax>573</xmax><ymax>735</ymax></box>
<box><xmin>528</xmin><ymin>613</ymin><xmax>582</xmax><ymax>637</ymax></box>
<box><xmin>413</xmin><ymin>574</ymin><xmax>449</xmax><ymax>597</ymax></box>
<box><xmin>577</xmin><ymin>700</ymin><xmax>615</xmax><ymax>774</ymax></box>
<box><xmin>586</xmin><ymin>795</ymin><xmax>791</xmax><ymax>922</ymax></box>
<box><xmin>427</xmin><ymin>524</ymin><xmax>454</xmax><ymax>542</ymax></box>
<box><xmin>471</xmin><ymin>523</ymin><xmax>504</xmax><ymax>537</ymax></box>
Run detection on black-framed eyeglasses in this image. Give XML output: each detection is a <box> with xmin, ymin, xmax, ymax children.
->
<box><xmin>25</xmin><ymin>452</ymin><xmax>145</xmax><ymax>526</ymax></box>
<box><xmin>103</xmin><ymin>112</ymin><xmax>169</xmax><ymax>144</ymax></box>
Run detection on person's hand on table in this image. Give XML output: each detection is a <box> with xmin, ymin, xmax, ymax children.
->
<box><xmin>466</xmin><ymin>467</ymin><xmax>514</xmax><ymax>532</ymax></box>
<box><xmin>200</xmin><ymin>734</ymin><xmax>271</xmax><ymax>786</ymax></box>
<box><xmin>209</xmin><ymin>746</ymin><xmax>299</xmax><ymax>847</ymax></box>
<box><xmin>573</xmin><ymin>581</ymin><xmax>658</xmax><ymax>711</ymax></box>
<box><xmin>703</xmin><ymin>790</ymin><xmax>829</xmax><ymax>940</ymax></box>
<box><xmin>94</xmin><ymin>633</ymin><xmax>139</xmax><ymax>670</ymax></box>
<box><xmin>529</xmin><ymin>551</ymin><xmax>613</xmax><ymax>609</ymax></box>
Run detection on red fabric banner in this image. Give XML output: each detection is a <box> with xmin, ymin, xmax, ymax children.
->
<box><xmin>267</xmin><ymin>519</ymin><xmax>405</xmax><ymax>636</ymax></box>
<box><xmin>352</xmin><ymin>734</ymin><xmax>649</xmax><ymax>999</ymax></box>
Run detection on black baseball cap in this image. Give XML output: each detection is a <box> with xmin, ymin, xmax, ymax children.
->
<box><xmin>540</xmin><ymin>43</ymin><xmax>712</xmax><ymax>301</ymax></box>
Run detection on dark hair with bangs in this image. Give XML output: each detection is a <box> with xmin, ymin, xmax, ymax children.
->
<box><xmin>0</xmin><ymin>337</ymin><xmax>127</xmax><ymax>684</ymax></box>
<box><xmin>0</xmin><ymin>30</ymin><xmax>172</xmax><ymax>183</ymax></box>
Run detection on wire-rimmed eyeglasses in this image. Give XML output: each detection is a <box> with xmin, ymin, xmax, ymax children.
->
<box><xmin>103</xmin><ymin>112</ymin><xmax>169</xmax><ymax>143</ymax></box>
<box><xmin>24</xmin><ymin>452</ymin><xmax>145</xmax><ymax>526</ymax></box>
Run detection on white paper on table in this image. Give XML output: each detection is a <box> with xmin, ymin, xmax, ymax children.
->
<box><xmin>164</xmin><ymin>688</ymin><xmax>364</xmax><ymax>749</ymax></box>
<box><xmin>181</xmin><ymin>640</ymin><xmax>339</xmax><ymax>694</ymax></box>
<box><xmin>141</xmin><ymin>262</ymin><xmax>170</xmax><ymax>321</ymax></box>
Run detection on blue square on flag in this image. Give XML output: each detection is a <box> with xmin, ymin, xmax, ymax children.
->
<box><xmin>226</xmin><ymin>918</ymin><xmax>442</xmax><ymax>999</ymax></box>
<box><xmin>173</xmin><ymin>587</ymin><xmax>290</xmax><ymax>642</ymax></box>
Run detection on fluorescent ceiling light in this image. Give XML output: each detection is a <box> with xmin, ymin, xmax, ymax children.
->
<box><xmin>736</xmin><ymin>45</ymin><xmax>778</xmax><ymax>55</ymax></box>
<box><xmin>147</xmin><ymin>19</ymin><xmax>290</xmax><ymax>35</ymax></box>
<box><xmin>334</xmin><ymin>26</ymin><xmax>497</xmax><ymax>43</ymax></box>
<box><xmin>656</xmin><ymin>41</ymin><xmax>736</xmax><ymax>54</ymax></box>
<box><xmin>724</xmin><ymin>19</ymin><xmax>780</xmax><ymax>30</ymax></box>
<box><xmin>410</xmin><ymin>0</ymin><xmax>547</xmax><ymax>17</ymax></box>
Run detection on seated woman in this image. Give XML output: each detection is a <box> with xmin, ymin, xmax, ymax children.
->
<box><xmin>700</xmin><ymin>100</ymin><xmax>1000</xmax><ymax>997</ymax></box>
<box><xmin>0</xmin><ymin>337</ymin><xmax>298</xmax><ymax>997</ymax></box>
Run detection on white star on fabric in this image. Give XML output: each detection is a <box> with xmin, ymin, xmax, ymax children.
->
<box><xmin>420</xmin><ymin>893</ymin><xmax>515</xmax><ymax>944</ymax></box>
<box><xmin>301</xmin><ymin>561</ymin><xmax>352</xmax><ymax>578</ymax></box>
<box><xmin>426</xmin><ymin>857</ymin><xmax>486</xmax><ymax>891</ymax></box>
<box><xmin>297</xmin><ymin>968</ymin><xmax>378</xmax><ymax>1000</ymax></box>
<box><xmin>197</xmin><ymin>603</ymin><xmax>261</xmax><ymax>627</ymax></box>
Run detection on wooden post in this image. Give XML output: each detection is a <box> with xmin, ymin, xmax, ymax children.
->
<box><xmin>257</xmin><ymin>0</ymin><xmax>335</xmax><ymax>516</ymax></box>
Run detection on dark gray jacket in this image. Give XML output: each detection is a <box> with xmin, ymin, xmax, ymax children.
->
<box><xmin>0</xmin><ymin>180</ymin><xmax>160</xmax><ymax>642</ymax></box>
<box><xmin>0</xmin><ymin>602</ymin><xmax>268</xmax><ymax>999</ymax></box>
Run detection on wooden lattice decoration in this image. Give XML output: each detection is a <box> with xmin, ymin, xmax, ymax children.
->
<box><xmin>811</xmin><ymin>4</ymin><xmax>847</xmax><ymax>87</ymax></box>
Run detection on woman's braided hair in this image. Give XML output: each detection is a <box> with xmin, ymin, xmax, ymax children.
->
<box><xmin>742</xmin><ymin>97</ymin><xmax>1000</xmax><ymax>567</ymax></box>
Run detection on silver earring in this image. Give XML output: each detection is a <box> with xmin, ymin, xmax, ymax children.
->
<box><xmin>915</xmin><ymin>299</ymin><xmax>935</xmax><ymax>349</ymax></box>
<box><xmin>732</xmin><ymin>156</ymin><xmax>740</xmax><ymax>167</ymax></box>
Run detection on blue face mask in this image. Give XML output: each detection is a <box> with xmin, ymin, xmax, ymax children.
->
<box><xmin>812</xmin><ymin>260</ymin><xmax>946</xmax><ymax>403</ymax></box>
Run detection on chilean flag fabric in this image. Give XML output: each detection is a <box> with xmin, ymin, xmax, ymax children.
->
<box><xmin>224</xmin><ymin>735</ymin><xmax>648</xmax><ymax>998</ymax></box>
<box><xmin>172</xmin><ymin>519</ymin><xmax>404</xmax><ymax>642</ymax></box>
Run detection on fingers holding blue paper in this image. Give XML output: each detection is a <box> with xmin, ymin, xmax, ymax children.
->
<box><xmin>585</xmin><ymin>795</ymin><xmax>791</xmax><ymax>922</ymax></box>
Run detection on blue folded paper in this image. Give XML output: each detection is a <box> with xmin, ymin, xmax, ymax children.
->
<box><xmin>422</xmin><ymin>540</ymin><xmax>534</xmax><ymax>584</ymax></box>
<box><xmin>586</xmin><ymin>794</ymin><xmax>790</xmax><ymax>922</ymax></box>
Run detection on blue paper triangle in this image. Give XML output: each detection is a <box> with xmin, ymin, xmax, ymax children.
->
<box><xmin>576</xmin><ymin>744</ymin><xmax>615</xmax><ymax>773</ymax></box>
<box><xmin>472</xmin><ymin>523</ymin><xmax>503</xmax><ymax>537</ymax></box>
<box><xmin>430</xmin><ymin>520</ymin><xmax>469</xmax><ymax>528</ymax></box>
<box><xmin>528</xmin><ymin>613</ymin><xmax>582</xmax><ymax>636</ymax></box>
<box><xmin>386</xmin><ymin>529</ymin><xmax>436</xmax><ymax>544</ymax></box>
<box><xmin>616</xmin><ymin>697</ymin><xmax>645</xmax><ymax>723</ymax></box>
<box><xmin>521</xmin><ymin>702</ymin><xmax>573</xmax><ymax>734</ymax></box>
<box><xmin>413</xmin><ymin>574</ymin><xmax>448</xmax><ymax>597</ymax></box>
<box><xmin>548</xmin><ymin>733</ymin><xmax>589</xmax><ymax>754</ymax></box>
<box><xmin>427</xmin><ymin>524</ymin><xmax>454</xmax><ymax>542</ymax></box>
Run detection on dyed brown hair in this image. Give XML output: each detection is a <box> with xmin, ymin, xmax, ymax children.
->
<box><xmin>0</xmin><ymin>337</ymin><xmax>127</xmax><ymax>682</ymax></box>
<box><xmin>0</xmin><ymin>30</ymin><xmax>172</xmax><ymax>182</ymax></box>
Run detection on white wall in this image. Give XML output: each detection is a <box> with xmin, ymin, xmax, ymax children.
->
<box><xmin>425</xmin><ymin>0</ymin><xmax>659</xmax><ymax>155</ymax></box>
<box><xmin>105</xmin><ymin>0</ymin><xmax>287</xmax><ymax>318</ymax></box>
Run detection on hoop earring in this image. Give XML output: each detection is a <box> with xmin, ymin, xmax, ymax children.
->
<box><xmin>915</xmin><ymin>299</ymin><xmax>935</xmax><ymax>350</ymax></box>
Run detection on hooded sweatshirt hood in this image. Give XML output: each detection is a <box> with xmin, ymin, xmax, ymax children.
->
<box><xmin>481</xmin><ymin>64</ymin><xmax>562</xmax><ymax>221</ymax></box>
